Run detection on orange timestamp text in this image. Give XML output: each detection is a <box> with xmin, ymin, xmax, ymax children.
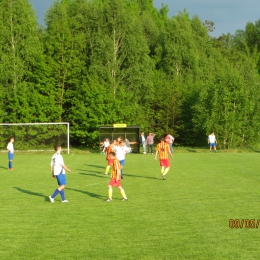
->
<box><xmin>229</xmin><ymin>219</ymin><xmax>260</xmax><ymax>229</ymax></box>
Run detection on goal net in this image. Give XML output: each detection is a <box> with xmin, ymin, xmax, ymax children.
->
<box><xmin>0</xmin><ymin>123</ymin><xmax>70</xmax><ymax>154</ymax></box>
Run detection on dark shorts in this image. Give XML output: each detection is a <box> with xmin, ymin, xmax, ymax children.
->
<box><xmin>109</xmin><ymin>178</ymin><xmax>121</xmax><ymax>187</ymax></box>
<box><xmin>56</xmin><ymin>174</ymin><xmax>67</xmax><ymax>186</ymax></box>
<box><xmin>160</xmin><ymin>158</ymin><xmax>170</xmax><ymax>167</ymax></box>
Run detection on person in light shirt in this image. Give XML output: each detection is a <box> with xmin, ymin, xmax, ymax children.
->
<box><xmin>139</xmin><ymin>132</ymin><xmax>146</xmax><ymax>154</ymax></box>
<box><xmin>113</xmin><ymin>140</ymin><xmax>130</xmax><ymax>179</ymax></box>
<box><xmin>165</xmin><ymin>133</ymin><xmax>175</xmax><ymax>153</ymax></box>
<box><xmin>7</xmin><ymin>137</ymin><xmax>14</xmax><ymax>170</ymax></box>
<box><xmin>208</xmin><ymin>132</ymin><xmax>217</xmax><ymax>153</ymax></box>
<box><xmin>146</xmin><ymin>132</ymin><xmax>155</xmax><ymax>154</ymax></box>
<box><xmin>49</xmin><ymin>145</ymin><xmax>71</xmax><ymax>203</ymax></box>
<box><xmin>101</xmin><ymin>138</ymin><xmax>110</xmax><ymax>154</ymax></box>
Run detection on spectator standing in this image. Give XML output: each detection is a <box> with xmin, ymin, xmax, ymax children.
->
<box><xmin>146</xmin><ymin>132</ymin><xmax>155</xmax><ymax>154</ymax></box>
<box><xmin>139</xmin><ymin>132</ymin><xmax>146</xmax><ymax>154</ymax></box>
<box><xmin>208</xmin><ymin>132</ymin><xmax>217</xmax><ymax>153</ymax></box>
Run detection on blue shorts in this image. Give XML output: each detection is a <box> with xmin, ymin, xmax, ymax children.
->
<box><xmin>209</xmin><ymin>143</ymin><xmax>216</xmax><ymax>147</ymax></box>
<box><xmin>8</xmin><ymin>152</ymin><xmax>14</xmax><ymax>160</ymax></box>
<box><xmin>119</xmin><ymin>160</ymin><xmax>125</xmax><ymax>166</ymax></box>
<box><xmin>56</xmin><ymin>174</ymin><xmax>67</xmax><ymax>186</ymax></box>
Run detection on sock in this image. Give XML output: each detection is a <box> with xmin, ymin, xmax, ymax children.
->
<box><xmin>105</xmin><ymin>166</ymin><xmax>110</xmax><ymax>174</ymax></box>
<box><xmin>121</xmin><ymin>169</ymin><xmax>124</xmax><ymax>179</ymax></box>
<box><xmin>108</xmin><ymin>188</ymin><xmax>112</xmax><ymax>199</ymax></box>
<box><xmin>9</xmin><ymin>161</ymin><xmax>12</xmax><ymax>169</ymax></box>
<box><xmin>163</xmin><ymin>167</ymin><xmax>170</xmax><ymax>176</ymax></box>
<box><xmin>60</xmin><ymin>190</ymin><xmax>65</xmax><ymax>201</ymax></box>
<box><xmin>161</xmin><ymin>167</ymin><xmax>165</xmax><ymax>174</ymax></box>
<box><xmin>120</xmin><ymin>189</ymin><xmax>127</xmax><ymax>199</ymax></box>
<box><xmin>51</xmin><ymin>188</ymin><xmax>60</xmax><ymax>199</ymax></box>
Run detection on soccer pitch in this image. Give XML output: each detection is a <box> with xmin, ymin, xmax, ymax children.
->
<box><xmin>0</xmin><ymin>150</ymin><xmax>259</xmax><ymax>259</ymax></box>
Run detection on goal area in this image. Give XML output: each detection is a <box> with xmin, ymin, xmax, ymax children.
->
<box><xmin>0</xmin><ymin>123</ymin><xmax>70</xmax><ymax>154</ymax></box>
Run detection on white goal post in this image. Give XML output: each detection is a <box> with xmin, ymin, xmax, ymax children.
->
<box><xmin>0</xmin><ymin>122</ymin><xmax>70</xmax><ymax>154</ymax></box>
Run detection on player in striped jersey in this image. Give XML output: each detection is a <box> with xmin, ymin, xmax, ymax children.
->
<box><xmin>105</xmin><ymin>140</ymin><xmax>116</xmax><ymax>175</ymax></box>
<box><xmin>154</xmin><ymin>137</ymin><xmax>173</xmax><ymax>180</ymax></box>
<box><xmin>106</xmin><ymin>152</ymin><xmax>128</xmax><ymax>202</ymax></box>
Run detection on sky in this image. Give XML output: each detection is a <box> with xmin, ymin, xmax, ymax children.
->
<box><xmin>29</xmin><ymin>0</ymin><xmax>260</xmax><ymax>37</ymax></box>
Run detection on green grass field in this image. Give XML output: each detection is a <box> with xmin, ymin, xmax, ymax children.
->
<box><xmin>0</xmin><ymin>149</ymin><xmax>259</xmax><ymax>260</ymax></box>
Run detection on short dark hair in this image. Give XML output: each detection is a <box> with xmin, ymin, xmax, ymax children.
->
<box><xmin>108</xmin><ymin>151</ymin><xmax>116</xmax><ymax>157</ymax></box>
<box><xmin>54</xmin><ymin>144</ymin><xmax>61</xmax><ymax>151</ymax></box>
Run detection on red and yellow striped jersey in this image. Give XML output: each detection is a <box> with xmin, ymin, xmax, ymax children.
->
<box><xmin>111</xmin><ymin>158</ymin><xmax>121</xmax><ymax>180</ymax></box>
<box><xmin>156</xmin><ymin>142</ymin><xmax>170</xmax><ymax>159</ymax></box>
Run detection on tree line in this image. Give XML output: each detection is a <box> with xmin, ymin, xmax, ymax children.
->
<box><xmin>0</xmin><ymin>0</ymin><xmax>260</xmax><ymax>149</ymax></box>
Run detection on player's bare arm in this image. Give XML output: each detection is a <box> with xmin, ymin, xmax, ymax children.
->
<box><xmin>50</xmin><ymin>166</ymin><xmax>55</xmax><ymax>179</ymax></box>
<box><xmin>62</xmin><ymin>164</ymin><xmax>71</xmax><ymax>172</ymax></box>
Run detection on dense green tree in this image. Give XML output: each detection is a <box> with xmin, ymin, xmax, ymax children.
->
<box><xmin>0</xmin><ymin>0</ymin><xmax>59</xmax><ymax>123</ymax></box>
<box><xmin>1</xmin><ymin>0</ymin><xmax>260</xmax><ymax>149</ymax></box>
<box><xmin>151</xmin><ymin>11</ymin><xmax>215</xmax><ymax>144</ymax></box>
<box><xmin>193</xmin><ymin>46</ymin><xmax>260</xmax><ymax>148</ymax></box>
<box><xmin>44</xmin><ymin>0</ymin><xmax>156</xmax><ymax>144</ymax></box>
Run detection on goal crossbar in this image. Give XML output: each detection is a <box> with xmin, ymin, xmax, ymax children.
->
<box><xmin>0</xmin><ymin>122</ymin><xmax>70</xmax><ymax>154</ymax></box>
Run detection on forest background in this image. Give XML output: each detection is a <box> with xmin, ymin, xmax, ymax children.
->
<box><xmin>1</xmin><ymin>0</ymin><xmax>260</xmax><ymax>149</ymax></box>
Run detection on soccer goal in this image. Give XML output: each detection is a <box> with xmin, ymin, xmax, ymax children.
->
<box><xmin>0</xmin><ymin>122</ymin><xmax>70</xmax><ymax>154</ymax></box>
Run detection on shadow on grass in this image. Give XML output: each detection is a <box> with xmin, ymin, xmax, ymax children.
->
<box><xmin>86</xmin><ymin>164</ymin><xmax>105</xmax><ymax>169</ymax></box>
<box><xmin>66</xmin><ymin>187</ymin><xmax>106</xmax><ymax>200</ymax></box>
<box><xmin>248</xmin><ymin>147</ymin><xmax>260</xmax><ymax>153</ymax></box>
<box><xmin>78</xmin><ymin>170</ymin><xmax>106</xmax><ymax>178</ymax></box>
<box><xmin>124</xmin><ymin>173</ymin><xmax>159</xmax><ymax>180</ymax></box>
<box><xmin>0</xmin><ymin>165</ymin><xmax>7</xmax><ymax>170</ymax></box>
<box><xmin>13</xmin><ymin>187</ymin><xmax>50</xmax><ymax>202</ymax></box>
<box><xmin>186</xmin><ymin>149</ymin><xmax>197</xmax><ymax>153</ymax></box>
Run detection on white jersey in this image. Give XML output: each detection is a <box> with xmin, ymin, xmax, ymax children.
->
<box><xmin>51</xmin><ymin>153</ymin><xmax>65</xmax><ymax>175</ymax></box>
<box><xmin>208</xmin><ymin>134</ymin><xmax>216</xmax><ymax>143</ymax></box>
<box><xmin>114</xmin><ymin>145</ymin><xmax>129</xmax><ymax>161</ymax></box>
<box><xmin>7</xmin><ymin>142</ymin><xmax>14</xmax><ymax>153</ymax></box>
<box><xmin>104</xmin><ymin>141</ymin><xmax>110</xmax><ymax>148</ymax></box>
<box><xmin>167</xmin><ymin>135</ymin><xmax>174</xmax><ymax>144</ymax></box>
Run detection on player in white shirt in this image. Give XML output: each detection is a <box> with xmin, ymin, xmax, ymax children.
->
<box><xmin>114</xmin><ymin>140</ymin><xmax>130</xmax><ymax>179</ymax></box>
<box><xmin>7</xmin><ymin>137</ymin><xmax>14</xmax><ymax>170</ymax></box>
<box><xmin>165</xmin><ymin>133</ymin><xmax>175</xmax><ymax>153</ymax></box>
<box><xmin>49</xmin><ymin>145</ymin><xmax>71</xmax><ymax>203</ymax></box>
<box><xmin>101</xmin><ymin>138</ymin><xmax>110</xmax><ymax>154</ymax></box>
<box><xmin>208</xmin><ymin>132</ymin><xmax>217</xmax><ymax>153</ymax></box>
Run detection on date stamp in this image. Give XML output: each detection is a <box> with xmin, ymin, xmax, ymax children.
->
<box><xmin>229</xmin><ymin>219</ymin><xmax>260</xmax><ymax>229</ymax></box>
